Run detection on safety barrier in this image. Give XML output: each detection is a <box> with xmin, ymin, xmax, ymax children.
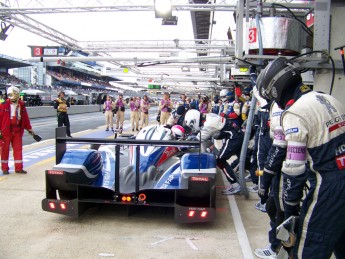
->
<box><xmin>26</xmin><ymin>105</ymin><xmax>101</xmax><ymax>119</ymax></box>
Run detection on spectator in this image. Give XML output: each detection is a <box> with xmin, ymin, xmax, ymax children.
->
<box><xmin>103</xmin><ymin>95</ymin><xmax>115</xmax><ymax>132</ymax></box>
<box><xmin>54</xmin><ymin>91</ymin><xmax>72</xmax><ymax>137</ymax></box>
<box><xmin>159</xmin><ymin>92</ymin><xmax>172</xmax><ymax>125</ymax></box>
<box><xmin>140</xmin><ymin>95</ymin><xmax>150</xmax><ymax>129</ymax></box>
<box><xmin>0</xmin><ymin>86</ymin><xmax>35</xmax><ymax>174</ymax></box>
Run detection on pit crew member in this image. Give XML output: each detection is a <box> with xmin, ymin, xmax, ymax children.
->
<box><xmin>54</xmin><ymin>91</ymin><xmax>72</xmax><ymax>137</ymax></box>
<box><xmin>0</xmin><ymin>86</ymin><xmax>35</xmax><ymax>174</ymax></box>
<box><xmin>257</xmin><ymin>57</ymin><xmax>345</xmax><ymax>259</ymax></box>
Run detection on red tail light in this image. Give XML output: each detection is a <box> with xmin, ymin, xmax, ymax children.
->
<box><xmin>60</xmin><ymin>203</ymin><xmax>67</xmax><ymax>210</ymax></box>
<box><xmin>188</xmin><ymin>211</ymin><xmax>195</xmax><ymax>217</ymax></box>
<box><xmin>49</xmin><ymin>202</ymin><xmax>56</xmax><ymax>210</ymax></box>
<box><xmin>201</xmin><ymin>211</ymin><xmax>207</xmax><ymax>218</ymax></box>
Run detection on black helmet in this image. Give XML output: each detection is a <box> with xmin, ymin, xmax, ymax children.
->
<box><xmin>257</xmin><ymin>57</ymin><xmax>302</xmax><ymax>105</ymax></box>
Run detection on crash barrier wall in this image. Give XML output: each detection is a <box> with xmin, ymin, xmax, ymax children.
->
<box><xmin>26</xmin><ymin>103</ymin><xmax>158</xmax><ymax>119</ymax></box>
<box><xmin>26</xmin><ymin>105</ymin><xmax>101</xmax><ymax>119</ymax></box>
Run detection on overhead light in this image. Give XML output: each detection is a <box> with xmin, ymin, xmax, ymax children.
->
<box><xmin>162</xmin><ymin>16</ymin><xmax>178</xmax><ymax>25</ymax></box>
<box><xmin>181</xmin><ymin>66</ymin><xmax>190</xmax><ymax>72</ymax></box>
<box><xmin>154</xmin><ymin>0</ymin><xmax>172</xmax><ymax>18</ymax></box>
<box><xmin>0</xmin><ymin>21</ymin><xmax>14</xmax><ymax>41</ymax></box>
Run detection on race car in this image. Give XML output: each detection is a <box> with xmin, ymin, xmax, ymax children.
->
<box><xmin>42</xmin><ymin>126</ymin><xmax>217</xmax><ymax>223</ymax></box>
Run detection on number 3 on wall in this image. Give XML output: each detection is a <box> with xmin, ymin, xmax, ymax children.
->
<box><xmin>248</xmin><ymin>28</ymin><xmax>257</xmax><ymax>43</ymax></box>
<box><xmin>33</xmin><ymin>47</ymin><xmax>42</xmax><ymax>56</ymax></box>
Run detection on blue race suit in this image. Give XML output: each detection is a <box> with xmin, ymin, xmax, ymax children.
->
<box><xmin>260</xmin><ymin>102</ymin><xmax>286</xmax><ymax>252</ymax></box>
<box><xmin>215</xmin><ymin>118</ymin><xmax>244</xmax><ymax>184</ymax></box>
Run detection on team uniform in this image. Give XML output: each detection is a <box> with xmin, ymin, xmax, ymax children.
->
<box><xmin>129</xmin><ymin>99</ymin><xmax>140</xmax><ymax>131</ymax></box>
<box><xmin>214</xmin><ymin>117</ymin><xmax>244</xmax><ymax>194</ymax></box>
<box><xmin>115</xmin><ymin>96</ymin><xmax>125</xmax><ymax>132</ymax></box>
<box><xmin>0</xmin><ymin>87</ymin><xmax>34</xmax><ymax>174</ymax></box>
<box><xmin>103</xmin><ymin>99</ymin><xmax>115</xmax><ymax>131</ymax></box>
<box><xmin>255</xmin><ymin>102</ymin><xmax>286</xmax><ymax>258</ymax></box>
<box><xmin>140</xmin><ymin>98</ymin><xmax>150</xmax><ymax>129</ymax></box>
<box><xmin>159</xmin><ymin>98</ymin><xmax>172</xmax><ymax>125</ymax></box>
<box><xmin>281</xmin><ymin>89</ymin><xmax>345</xmax><ymax>258</ymax></box>
<box><xmin>54</xmin><ymin>95</ymin><xmax>71</xmax><ymax>137</ymax></box>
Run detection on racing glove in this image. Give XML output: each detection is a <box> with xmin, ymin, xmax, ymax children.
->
<box><xmin>258</xmin><ymin>186</ymin><xmax>269</xmax><ymax>204</ymax></box>
<box><xmin>258</xmin><ymin>170</ymin><xmax>274</xmax><ymax>202</ymax></box>
<box><xmin>284</xmin><ymin>203</ymin><xmax>300</xmax><ymax>220</ymax></box>
<box><xmin>282</xmin><ymin>171</ymin><xmax>307</xmax><ymax>220</ymax></box>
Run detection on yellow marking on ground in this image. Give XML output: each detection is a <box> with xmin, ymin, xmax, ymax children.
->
<box><xmin>35</xmin><ymin>157</ymin><xmax>55</xmax><ymax>166</ymax></box>
<box><xmin>0</xmin><ymin>177</ymin><xmax>8</xmax><ymax>182</ymax></box>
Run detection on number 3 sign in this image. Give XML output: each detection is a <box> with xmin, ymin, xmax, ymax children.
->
<box><xmin>33</xmin><ymin>47</ymin><xmax>43</xmax><ymax>56</ymax></box>
<box><xmin>248</xmin><ymin>28</ymin><xmax>257</xmax><ymax>43</ymax></box>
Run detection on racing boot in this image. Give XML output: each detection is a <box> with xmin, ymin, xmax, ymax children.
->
<box><xmin>254</xmin><ymin>244</ymin><xmax>277</xmax><ymax>259</ymax></box>
<box><xmin>222</xmin><ymin>182</ymin><xmax>241</xmax><ymax>195</ymax></box>
<box><xmin>2</xmin><ymin>170</ymin><xmax>9</xmax><ymax>175</ymax></box>
<box><xmin>15</xmin><ymin>170</ymin><xmax>27</xmax><ymax>174</ymax></box>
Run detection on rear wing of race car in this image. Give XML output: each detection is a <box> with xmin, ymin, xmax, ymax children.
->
<box><xmin>42</xmin><ymin>127</ymin><xmax>217</xmax><ymax>223</ymax></box>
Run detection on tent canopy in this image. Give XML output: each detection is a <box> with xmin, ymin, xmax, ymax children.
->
<box><xmin>21</xmin><ymin>89</ymin><xmax>46</xmax><ymax>95</ymax></box>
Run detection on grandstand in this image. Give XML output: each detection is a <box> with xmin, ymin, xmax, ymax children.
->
<box><xmin>0</xmin><ymin>52</ymin><xmax>145</xmax><ymax>106</ymax></box>
<box><xmin>0</xmin><ymin>54</ymin><xmax>31</xmax><ymax>89</ymax></box>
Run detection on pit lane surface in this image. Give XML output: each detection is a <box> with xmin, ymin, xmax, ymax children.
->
<box><xmin>0</xmin><ymin>110</ymin><xmax>270</xmax><ymax>259</ymax></box>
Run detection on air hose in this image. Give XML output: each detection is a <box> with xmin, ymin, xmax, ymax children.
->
<box><xmin>238</xmin><ymin>0</ymin><xmax>263</xmax><ymax>199</ymax></box>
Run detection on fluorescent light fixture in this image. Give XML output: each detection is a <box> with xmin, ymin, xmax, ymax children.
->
<box><xmin>154</xmin><ymin>0</ymin><xmax>172</xmax><ymax>18</ymax></box>
<box><xmin>181</xmin><ymin>66</ymin><xmax>190</xmax><ymax>72</ymax></box>
<box><xmin>162</xmin><ymin>16</ymin><xmax>178</xmax><ymax>25</ymax></box>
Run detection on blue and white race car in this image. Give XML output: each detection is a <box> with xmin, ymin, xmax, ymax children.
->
<box><xmin>42</xmin><ymin>125</ymin><xmax>217</xmax><ymax>223</ymax></box>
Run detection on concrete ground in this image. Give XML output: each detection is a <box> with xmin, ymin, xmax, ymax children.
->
<box><xmin>0</xmin><ymin>127</ymin><xmax>271</xmax><ymax>259</ymax></box>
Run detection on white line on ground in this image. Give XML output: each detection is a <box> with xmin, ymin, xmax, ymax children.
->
<box><xmin>185</xmin><ymin>238</ymin><xmax>198</xmax><ymax>251</ymax></box>
<box><xmin>221</xmin><ymin>173</ymin><xmax>254</xmax><ymax>259</ymax></box>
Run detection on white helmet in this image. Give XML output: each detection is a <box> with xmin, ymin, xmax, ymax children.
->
<box><xmin>171</xmin><ymin>125</ymin><xmax>185</xmax><ymax>139</ymax></box>
<box><xmin>220</xmin><ymin>89</ymin><xmax>230</xmax><ymax>101</ymax></box>
<box><xmin>7</xmin><ymin>86</ymin><xmax>20</xmax><ymax>102</ymax></box>
<box><xmin>184</xmin><ymin>109</ymin><xmax>201</xmax><ymax>132</ymax></box>
<box><xmin>203</xmin><ymin>113</ymin><xmax>226</xmax><ymax>130</ymax></box>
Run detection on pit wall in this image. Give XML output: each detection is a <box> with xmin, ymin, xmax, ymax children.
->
<box><xmin>26</xmin><ymin>105</ymin><xmax>102</xmax><ymax>119</ymax></box>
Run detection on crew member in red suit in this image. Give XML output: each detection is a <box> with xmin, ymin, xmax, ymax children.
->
<box><xmin>0</xmin><ymin>86</ymin><xmax>35</xmax><ymax>175</ymax></box>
